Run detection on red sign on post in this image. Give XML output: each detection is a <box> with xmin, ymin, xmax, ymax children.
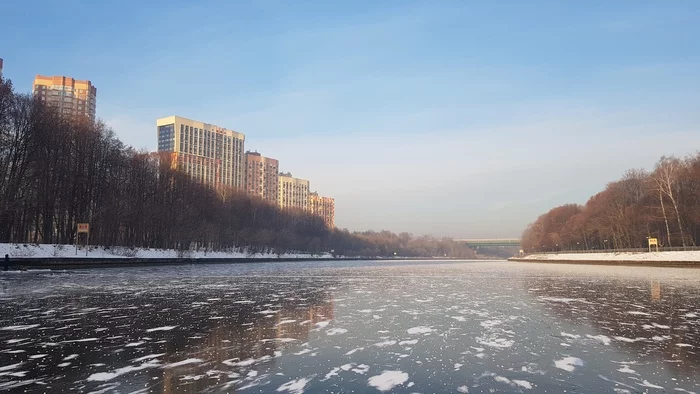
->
<box><xmin>77</xmin><ymin>223</ymin><xmax>90</xmax><ymax>234</ymax></box>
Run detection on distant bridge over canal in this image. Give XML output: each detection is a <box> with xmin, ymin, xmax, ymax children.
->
<box><xmin>455</xmin><ymin>238</ymin><xmax>521</xmax><ymax>248</ymax></box>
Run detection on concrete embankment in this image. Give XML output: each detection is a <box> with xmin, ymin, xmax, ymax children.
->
<box><xmin>509</xmin><ymin>250</ymin><xmax>700</xmax><ymax>267</ymax></box>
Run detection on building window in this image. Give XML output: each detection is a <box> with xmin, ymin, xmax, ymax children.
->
<box><xmin>157</xmin><ymin>124</ymin><xmax>176</xmax><ymax>152</ymax></box>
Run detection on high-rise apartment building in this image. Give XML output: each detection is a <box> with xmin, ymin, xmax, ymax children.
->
<box><xmin>156</xmin><ymin>116</ymin><xmax>245</xmax><ymax>189</ymax></box>
<box><xmin>0</xmin><ymin>58</ymin><xmax>4</xmax><ymax>78</ymax></box>
<box><xmin>309</xmin><ymin>192</ymin><xmax>335</xmax><ymax>228</ymax></box>
<box><xmin>32</xmin><ymin>75</ymin><xmax>97</xmax><ymax>120</ymax></box>
<box><xmin>245</xmin><ymin>151</ymin><xmax>279</xmax><ymax>204</ymax></box>
<box><xmin>278</xmin><ymin>172</ymin><xmax>310</xmax><ymax>211</ymax></box>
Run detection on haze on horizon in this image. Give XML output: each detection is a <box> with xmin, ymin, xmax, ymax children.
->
<box><xmin>2</xmin><ymin>1</ymin><xmax>699</xmax><ymax>239</ymax></box>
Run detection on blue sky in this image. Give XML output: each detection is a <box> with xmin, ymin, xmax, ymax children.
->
<box><xmin>2</xmin><ymin>1</ymin><xmax>699</xmax><ymax>238</ymax></box>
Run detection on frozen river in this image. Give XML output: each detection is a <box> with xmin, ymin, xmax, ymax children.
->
<box><xmin>1</xmin><ymin>260</ymin><xmax>699</xmax><ymax>393</ymax></box>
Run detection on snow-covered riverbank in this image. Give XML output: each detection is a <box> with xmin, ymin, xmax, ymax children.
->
<box><xmin>517</xmin><ymin>250</ymin><xmax>700</xmax><ymax>262</ymax></box>
<box><xmin>0</xmin><ymin>243</ymin><xmax>332</xmax><ymax>259</ymax></box>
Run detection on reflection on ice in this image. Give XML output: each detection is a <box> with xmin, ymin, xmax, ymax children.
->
<box><xmin>0</xmin><ymin>260</ymin><xmax>698</xmax><ymax>392</ymax></box>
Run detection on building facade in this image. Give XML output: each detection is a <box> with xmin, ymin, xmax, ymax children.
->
<box><xmin>245</xmin><ymin>151</ymin><xmax>279</xmax><ymax>204</ymax></box>
<box><xmin>32</xmin><ymin>75</ymin><xmax>97</xmax><ymax>120</ymax></box>
<box><xmin>278</xmin><ymin>173</ymin><xmax>310</xmax><ymax>211</ymax></box>
<box><xmin>309</xmin><ymin>192</ymin><xmax>335</xmax><ymax>228</ymax></box>
<box><xmin>156</xmin><ymin>116</ymin><xmax>245</xmax><ymax>189</ymax></box>
<box><xmin>0</xmin><ymin>58</ymin><xmax>3</xmax><ymax>78</ymax></box>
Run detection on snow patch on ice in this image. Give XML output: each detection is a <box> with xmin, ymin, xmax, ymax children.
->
<box><xmin>407</xmin><ymin>326</ymin><xmax>434</xmax><ymax>335</ymax></box>
<box><xmin>587</xmin><ymin>334</ymin><xmax>611</xmax><ymax>345</ymax></box>
<box><xmin>163</xmin><ymin>358</ymin><xmax>203</xmax><ymax>368</ymax></box>
<box><xmin>326</xmin><ymin>328</ymin><xmax>347</xmax><ymax>336</ymax></box>
<box><xmin>554</xmin><ymin>357</ymin><xmax>584</xmax><ymax>372</ymax></box>
<box><xmin>145</xmin><ymin>326</ymin><xmax>177</xmax><ymax>332</ymax></box>
<box><xmin>367</xmin><ymin>370</ymin><xmax>409</xmax><ymax>392</ymax></box>
<box><xmin>87</xmin><ymin>361</ymin><xmax>160</xmax><ymax>381</ymax></box>
<box><xmin>276</xmin><ymin>377</ymin><xmax>311</xmax><ymax>394</ymax></box>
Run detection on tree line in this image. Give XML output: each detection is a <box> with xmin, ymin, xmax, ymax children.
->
<box><xmin>0</xmin><ymin>76</ymin><xmax>475</xmax><ymax>258</ymax></box>
<box><xmin>522</xmin><ymin>154</ymin><xmax>700</xmax><ymax>252</ymax></box>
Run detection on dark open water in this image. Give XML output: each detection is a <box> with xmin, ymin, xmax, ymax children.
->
<box><xmin>0</xmin><ymin>260</ymin><xmax>699</xmax><ymax>393</ymax></box>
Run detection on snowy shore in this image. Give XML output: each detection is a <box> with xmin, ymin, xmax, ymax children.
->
<box><xmin>0</xmin><ymin>243</ymin><xmax>332</xmax><ymax>260</ymax></box>
<box><xmin>514</xmin><ymin>250</ymin><xmax>700</xmax><ymax>263</ymax></box>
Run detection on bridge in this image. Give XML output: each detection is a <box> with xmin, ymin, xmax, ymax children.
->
<box><xmin>455</xmin><ymin>238</ymin><xmax>521</xmax><ymax>248</ymax></box>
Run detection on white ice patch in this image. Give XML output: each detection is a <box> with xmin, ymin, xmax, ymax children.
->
<box><xmin>540</xmin><ymin>297</ymin><xmax>579</xmax><ymax>303</ymax></box>
<box><xmin>452</xmin><ymin>316</ymin><xmax>467</xmax><ymax>322</ymax></box>
<box><xmin>676</xmin><ymin>343</ymin><xmax>694</xmax><ymax>348</ymax></box>
<box><xmin>554</xmin><ymin>357</ymin><xmax>584</xmax><ymax>372</ymax></box>
<box><xmin>276</xmin><ymin>377</ymin><xmax>311</xmax><ymax>394</ymax></box>
<box><xmin>617</xmin><ymin>365</ymin><xmax>636</xmax><ymax>374</ymax></box>
<box><xmin>587</xmin><ymin>334</ymin><xmax>611</xmax><ymax>345</ymax></box>
<box><xmin>480</xmin><ymin>320</ymin><xmax>502</xmax><ymax>328</ymax></box>
<box><xmin>345</xmin><ymin>347</ymin><xmax>364</xmax><ymax>355</ymax></box>
<box><xmin>614</xmin><ymin>337</ymin><xmax>642</xmax><ymax>343</ymax></box>
<box><xmin>62</xmin><ymin>354</ymin><xmax>78</xmax><ymax>361</ymax></box>
<box><xmin>639</xmin><ymin>380</ymin><xmax>664</xmax><ymax>389</ymax></box>
<box><xmin>457</xmin><ymin>386</ymin><xmax>470</xmax><ymax>393</ymax></box>
<box><xmin>29</xmin><ymin>354</ymin><xmax>47</xmax><ymax>359</ymax></box>
<box><xmin>145</xmin><ymin>326</ymin><xmax>177</xmax><ymax>332</ymax></box>
<box><xmin>132</xmin><ymin>353</ymin><xmax>166</xmax><ymax>362</ymax></box>
<box><xmin>277</xmin><ymin>320</ymin><xmax>297</xmax><ymax>326</ymax></box>
<box><xmin>407</xmin><ymin>326</ymin><xmax>434</xmax><ymax>335</ymax></box>
<box><xmin>374</xmin><ymin>340</ymin><xmax>397</xmax><ymax>347</ymax></box>
<box><xmin>352</xmin><ymin>365</ymin><xmax>370</xmax><ymax>375</ymax></box>
<box><xmin>367</xmin><ymin>370</ymin><xmax>409</xmax><ymax>392</ymax></box>
<box><xmin>476</xmin><ymin>336</ymin><xmax>514</xmax><ymax>348</ymax></box>
<box><xmin>0</xmin><ymin>325</ymin><xmax>39</xmax><ymax>331</ymax></box>
<box><xmin>163</xmin><ymin>358</ymin><xmax>203</xmax><ymax>368</ymax></box>
<box><xmin>682</xmin><ymin>312</ymin><xmax>698</xmax><ymax>318</ymax></box>
<box><xmin>0</xmin><ymin>363</ymin><xmax>22</xmax><ymax>372</ymax></box>
<box><xmin>326</xmin><ymin>328</ymin><xmax>348</xmax><ymax>336</ymax></box>
<box><xmin>315</xmin><ymin>321</ymin><xmax>330</xmax><ymax>329</ymax></box>
<box><xmin>626</xmin><ymin>311</ymin><xmax>651</xmax><ymax>316</ymax></box>
<box><xmin>513</xmin><ymin>380</ymin><xmax>533</xmax><ymax>389</ymax></box>
<box><xmin>399</xmin><ymin>340</ymin><xmax>418</xmax><ymax>346</ymax></box>
<box><xmin>223</xmin><ymin>355</ymin><xmax>272</xmax><ymax>367</ymax></box>
<box><xmin>87</xmin><ymin>361</ymin><xmax>160</xmax><ymax>381</ymax></box>
<box><xmin>125</xmin><ymin>342</ymin><xmax>145</xmax><ymax>347</ymax></box>
<box><xmin>561</xmin><ymin>332</ymin><xmax>580</xmax><ymax>339</ymax></box>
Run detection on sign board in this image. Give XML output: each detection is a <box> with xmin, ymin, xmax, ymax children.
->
<box><xmin>648</xmin><ymin>237</ymin><xmax>658</xmax><ymax>252</ymax></box>
<box><xmin>77</xmin><ymin>223</ymin><xmax>90</xmax><ymax>234</ymax></box>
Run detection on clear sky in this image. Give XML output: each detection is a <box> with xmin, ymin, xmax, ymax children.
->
<box><xmin>2</xmin><ymin>1</ymin><xmax>699</xmax><ymax>238</ymax></box>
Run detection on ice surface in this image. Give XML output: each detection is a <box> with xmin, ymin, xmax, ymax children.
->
<box><xmin>1</xmin><ymin>260</ymin><xmax>699</xmax><ymax>392</ymax></box>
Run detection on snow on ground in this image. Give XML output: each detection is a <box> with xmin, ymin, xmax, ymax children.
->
<box><xmin>0</xmin><ymin>243</ymin><xmax>333</xmax><ymax>259</ymax></box>
<box><xmin>520</xmin><ymin>250</ymin><xmax>700</xmax><ymax>262</ymax></box>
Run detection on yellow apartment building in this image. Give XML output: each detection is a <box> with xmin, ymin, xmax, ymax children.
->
<box><xmin>245</xmin><ymin>151</ymin><xmax>279</xmax><ymax>204</ymax></box>
<box><xmin>278</xmin><ymin>172</ymin><xmax>310</xmax><ymax>211</ymax></box>
<box><xmin>33</xmin><ymin>75</ymin><xmax>97</xmax><ymax>120</ymax></box>
<box><xmin>156</xmin><ymin>116</ymin><xmax>245</xmax><ymax>189</ymax></box>
<box><xmin>309</xmin><ymin>192</ymin><xmax>335</xmax><ymax>228</ymax></box>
